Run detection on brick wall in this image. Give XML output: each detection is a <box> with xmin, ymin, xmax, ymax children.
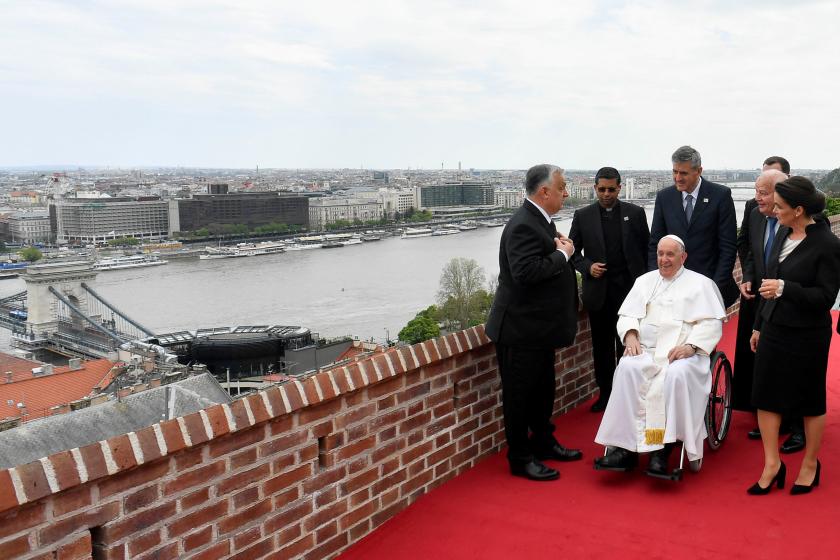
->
<box><xmin>0</xmin><ymin>318</ymin><xmax>596</xmax><ymax>559</ymax></box>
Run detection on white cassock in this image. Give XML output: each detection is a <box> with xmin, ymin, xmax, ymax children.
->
<box><xmin>594</xmin><ymin>267</ymin><xmax>726</xmax><ymax>461</ymax></box>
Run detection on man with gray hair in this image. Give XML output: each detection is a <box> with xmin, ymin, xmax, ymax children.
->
<box><xmin>486</xmin><ymin>164</ymin><xmax>583</xmax><ymax>481</ymax></box>
<box><xmin>648</xmin><ymin>146</ymin><xmax>739</xmax><ymax>308</ymax></box>
<box><xmin>594</xmin><ymin>236</ymin><xmax>726</xmax><ymax>476</ymax></box>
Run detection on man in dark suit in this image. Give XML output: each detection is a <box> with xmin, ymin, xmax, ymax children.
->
<box><xmin>569</xmin><ymin>167</ymin><xmax>649</xmax><ymax>412</ymax></box>
<box><xmin>648</xmin><ymin>145</ymin><xmax>738</xmax><ymax>308</ymax></box>
<box><xmin>486</xmin><ymin>164</ymin><xmax>583</xmax><ymax>481</ymax></box>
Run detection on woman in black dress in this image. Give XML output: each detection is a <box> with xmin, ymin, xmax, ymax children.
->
<box><xmin>748</xmin><ymin>176</ymin><xmax>840</xmax><ymax>495</ymax></box>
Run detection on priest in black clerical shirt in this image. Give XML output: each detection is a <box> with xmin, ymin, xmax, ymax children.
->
<box><xmin>569</xmin><ymin>167</ymin><xmax>650</xmax><ymax>412</ymax></box>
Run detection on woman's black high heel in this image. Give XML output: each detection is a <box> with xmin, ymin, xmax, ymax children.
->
<box><xmin>747</xmin><ymin>462</ymin><xmax>786</xmax><ymax>495</ymax></box>
<box><xmin>791</xmin><ymin>460</ymin><xmax>821</xmax><ymax>495</ymax></box>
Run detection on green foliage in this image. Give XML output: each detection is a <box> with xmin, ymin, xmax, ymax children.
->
<box><xmin>436</xmin><ymin>258</ymin><xmax>494</xmax><ymax>331</ymax></box>
<box><xmin>325</xmin><ymin>219</ymin><xmax>354</xmax><ymax>230</ymax></box>
<box><xmin>253</xmin><ymin>222</ymin><xmax>290</xmax><ymax>234</ymax></box>
<box><xmin>398</xmin><ymin>314</ymin><xmax>440</xmax><ymax>344</ymax></box>
<box><xmin>404</xmin><ymin>208</ymin><xmax>433</xmax><ymax>222</ymax></box>
<box><xmin>106</xmin><ymin>236</ymin><xmax>139</xmax><ymax>246</ymax></box>
<box><xmin>826</xmin><ymin>197</ymin><xmax>840</xmax><ymax>217</ymax></box>
<box><xmin>18</xmin><ymin>246</ymin><xmax>43</xmax><ymax>262</ymax></box>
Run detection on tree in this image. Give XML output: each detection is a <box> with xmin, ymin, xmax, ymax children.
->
<box><xmin>398</xmin><ymin>314</ymin><xmax>440</xmax><ymax>344</ymax></box>
<box><xmin>437</xmin><ymin>258</ymin><xmax>489</xmax><ymax>331</ymax></box>
<box><xmin>826</xmin><ymin>197</ymin><xmax>840</xmax><ymax>217</ymax></box>
<box><xmin>18</xmin><ymin>246</ymin><xmax>43</xmax><ymax>262</ymax></box>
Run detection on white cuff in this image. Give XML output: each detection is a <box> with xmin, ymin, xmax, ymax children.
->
<box><xmin>775</xmin><ymin>279</ymin><xmax>785</xmax><ymax>297</ymax></box>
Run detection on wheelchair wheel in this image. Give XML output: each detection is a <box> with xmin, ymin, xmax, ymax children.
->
<box><xmin>706</xmin><ymin>351</ymin><xmax>732</xmax><ymax>450</ymax></box>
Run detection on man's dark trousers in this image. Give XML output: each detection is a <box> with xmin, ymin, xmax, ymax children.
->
<box><xmin>496</xmin><ymin>344</ymin><xmax>556</xmax><ymax>463</ymax></box>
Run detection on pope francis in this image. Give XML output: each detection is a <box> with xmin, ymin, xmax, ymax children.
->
<box><xmin>594</xmin><ymin>235</ymin><xmax>726</xmax><ymax>476</ymax></box>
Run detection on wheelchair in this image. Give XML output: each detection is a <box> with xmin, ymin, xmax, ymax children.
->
<box><xmin>651</xmin><ymin>349</ymin><xmax>733</xmax><ymax>480</ymax></box>
<box><xmin>596</xmin><ymin>349</ymin><xmax>733</xmax><ymax>481</ymax></box>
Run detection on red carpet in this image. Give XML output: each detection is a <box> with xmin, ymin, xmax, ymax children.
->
<box><xmin>340</xmin><ymin>312</ymin><xmax>840</xmax><ymax>559</ymax></box>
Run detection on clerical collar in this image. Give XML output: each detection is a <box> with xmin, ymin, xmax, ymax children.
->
<box><xmin>659</xmin><ymin>266</ymin><xmax>686</xmax><ymax>283</ymax></box>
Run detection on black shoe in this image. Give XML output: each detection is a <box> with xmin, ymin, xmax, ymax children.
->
<box><xmin>747</xmin><ymin>462</ymin><xmax>786</xmax><ymax>495</ymax></box>
<box><xmin>535</xmin><ymin>443</ymin><xmax>583</xmax><ymax>462</ymax></box>
<box><xmin>791</xmin><ymin>460</ymin><xmax>821</xmax><ymax>495</ymax></box>
<box><xmin>594</xmin><ymin>447</ymin><xmax>638</xmax><ymax>472</ymax></box>
<box><xmin>780</xmin><ymin>431</ymin><xmax>806</xmax><ymax>454</ymax></box>
<box><xmin>747</xmin><ymin>427</ymin><xmax>762</xmax><ymax>440</ymax></box>
<box><xmin>590</xmin><ymin>394</ymin><xmax>609</xmax><ymax>413</ymax></box>
<box><xmin>510</xmin><ymin>460</ymin><xmax>560</xmax><ymax>481</ymax></box>
<box><xmin>645</xmin><ymin>445</ymin><xmax>674</xmax><ymax>477</ymax></box>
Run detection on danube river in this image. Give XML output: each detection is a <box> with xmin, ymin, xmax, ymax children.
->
<box><xmin>0</xmin><ymin>188</ymin><xmax>762</xmax><ymax>349</ymax></box>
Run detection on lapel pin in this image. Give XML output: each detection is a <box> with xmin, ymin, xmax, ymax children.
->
<box><xmin>703</xmin><ymin>198</ymin><xmax>709</xmax><ymax>203</ymax></box>
<box><xmin>623</xmin><ymin>216</ymin><xmax>629</xmax><ymax>221</ymax></box>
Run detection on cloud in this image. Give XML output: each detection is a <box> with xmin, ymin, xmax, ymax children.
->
<box><xmin>1</xmin><ymin>0</ymin><xmax>838</xmax><ymax>168</ymax></box>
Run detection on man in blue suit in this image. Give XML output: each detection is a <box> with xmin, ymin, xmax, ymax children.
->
<box><xmin>648</xmin><ymin>145</ymin><xmax>738</xmax><ymax>308</ymax></box>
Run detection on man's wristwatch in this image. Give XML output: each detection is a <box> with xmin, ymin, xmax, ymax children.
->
<box><xmin>687</xmin><ymin>344</ymin><xmax>698</xmax><ymax>352</ymax></box>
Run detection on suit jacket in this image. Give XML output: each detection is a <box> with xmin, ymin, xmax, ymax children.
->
<box><xmin>648</xmin><ymin>177</ymin><xmax>738</xmax><ymax>306</ymax></box>
<box><xmin>485</xmin><ymin>201</ymin><xmax>578</xmax><ymax>349</ymax></box>
<box><xmin>756</xmin><ymin>220</ymin><xmax>840</xmax><ymax>330</ymax></box>
<box><xmin>741</xmin><ymin>206</ymin><xmax>789</xmax><ymax>288</ymax></box>
<box><xmin>568</xmin><ymin>200</ymin><xmax>649</xmax><ymax>311</ymax></box>
<box><xmin>736</xmin><ymin>198</ymin><xmax>759</xmax><ymax>265</ymax></box>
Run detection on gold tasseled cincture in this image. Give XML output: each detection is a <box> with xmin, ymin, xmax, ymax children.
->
<box><xmin>645</xmin><ymin>429</ymin><xmax>665</xmax><ymax>445</ymax></box>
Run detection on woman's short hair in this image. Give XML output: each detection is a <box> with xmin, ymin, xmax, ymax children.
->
<box><xmin>774</xmin><ymin>176</ymin><xmax>826</xmax><ymax>216</ymax></box>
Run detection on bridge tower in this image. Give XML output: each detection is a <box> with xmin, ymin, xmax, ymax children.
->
<box><xmin>21</xmin><ymin>261</ymin><xmax>98</xmax><ymax>339</ymax></box>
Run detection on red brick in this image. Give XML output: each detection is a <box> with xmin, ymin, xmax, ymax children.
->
<box><xmin>217</xmin><ymin>498</ymin><xmax>271</xmax><ymax>535</ymax></box>
<box><xmin>15</xmin><ymin>461</ymin><xmax>51</xmax><ymax>504</ymax></box>
<box><xmin>263</xmin><ymin>499</ymin><xmax>313</xmax><ymax>534</ymax></box>
<box><xmin>0</xmin><ymin>501</ymin><xmax>45</xmax><ymax>539</ymax></box>
<box><xmin>348</xmin><ymin>519</ymin><xmax>371</xmax><ymax>542</ymax></box>
<box><xmin>343</xmin><ymin>467</ymin><xmax>377</xmax><ymax>494</ymax></box>
<box><xmin>174</xmin><ymin>446</ymin><xmax>205</xmax><ymax>471</ymax></box>
<box><xmin>134</xmin><ymin>427</ymin><xmax>164</xmax><ymax>464</ymax></box>
<box><xmin>345</xmin><ymin>363</ymin><xmax>364</xmax><ymax>389</ymax></box>
<box><xmin>180</xmin><ymin>412</ymin><xmax>210</xmax><ymax>446</ymax></box>
<box><xmin>314</xmin><ymin>486</ymin><xmax>337</xmax><ymax>508</ymax></box>
<box><xmin>302</xmin><ymin>466</ymin><xmax>346</xmax><ymax>495</ymax></box>
<box><xmin>127</xmin><ymin>529</ymin><xmax>160</xmax><ymax>557</ymax></box>
<box><xmin>369</xmin><ymin>409</ymin><xmax>406</xmax><ymax>431</ymax></box>
<box><xmin>298</xmin><ymin>399</ymin><xmax>342</xmax><ymax>425</ymax></box>
<box><xmin>246</xmin><ymin>394</ymin><xmax>271</xmax><ymax>424</ymax></box>
<box><xmin>204</xmin><ymin>405</ymin><xmax>230</xmax><ymax>439</ymax></box>
<box><xmin>99</xmin><ymin>460</ymin><xmax>168</xmax><ymax>498</ymax></box>
<box><xmin>228</xmin><ymin>399</ymin><xmax>252</xmax><ymax>431</ymax></box>
<box><xmin>263</xmin><ymin>463</ymin><xmax>311</xmax><ymax>496</ymax></box>
<box><xmin>298</xmin><ymin>442</ymin><xmax>318</xmax><ymax>462</ymax></box>
<box><xmin>400</xmin><ymin>441</ymin><xmax>433</xmax><ymax>467</ymax></box>
<box><xmin>217</xmin><ymin>463</ymin><xmax>270</xmax><ymax>496</ymax></box>
<box><xmin>261</xmin><ymin>386</ymin><xmax>285</xmax><ymax>417</ymax></box>
<box><xmin>397</xmin><ymin>347</ymin><xmax>418</xmax><ymax>370</ymax></box>
<box><xmin>303</xmin><ymin>499</ymin><xmax>348</xmax><ymax>532</ymax></box>
<box><xmin>51</xmin><ymin>486</ymin><xmax>92</xmax><ymax>518</ymax></box>
<box><xmin>232</xmin><ymin>485</ymin><xmax>260</xmax><ymax>510</ymax></box>
<box><xmin>340</xmin><ymin>500</ymin><xmax>377</xmax><ymax>530</ymax></box>
<box><xmin>376</xmin><ymin>394</ymin><xmax>396</xmax><ymax>411</ymax></box>
<box><xmin>182</xmin><ymin>526</ymin><xmax>212</xmax><ymax>552</ymax></box>
<box><xmin>371</xmin><ymin>498</ymin><xmax>408</xmax><ymax>529</ymax></box>
<box><xmin>136</xmin><ymin>542</ymin><xmax>178</xmax><ymax>560</ymax></box>
<box><xmin>335</xmin><ymin>403</ymin><xmax>376</xmax><ymax>430</ymax></box>
<box><xmin>0</xmin><ymin>469</ymin><xmax>20</xmax><ymax>514</ymax></box>
<box><xmin>189</xmin><ymin>541</ymin><xmax>230</xmax><ymax>560</ymax></box>
<box><xmin>276</xmin><ymin>523</ymin><xmax>301</xmax><ymax>547</ymax></box>
<box><xmin>399</xmin><ymin>411</ymin><xmax>432</xmax><ymax>435</ymax></box>
<box><xmin>335</xmin><ymin>435</ymin><xmax>376</xmax><ymax>462</ymax></box>
<box><xmin>348</xmin><ymin>488</ymin><xmax>369</xmax><ymax>507</ymax></box>
<box><xmin>258</xmin><ymin>430</ymin><xmax>308</xmax><ymax>458</ymax></box>
<box><xmin>168</xmin><ymin>500</ymin><xmax>228</xmax><ymax>538</ymax></box>
<box><xmin>229</xmin><ymin>448</ymin><xmax>257</xmax><ymax>470</ymax></box>
<box><xmin>367</xmin><ymin>376</ymin><xmax>403</xmax><ymax>399</ymax></box>
<box><xmin>123</xmin><ymin>485</ymin><xmax>160</xmax><ymax>514</ymax></box>
<box><xmin>275</xmin><ymin>534</ymin><xmax>314</xmax><ymax>559</ymax></box>
<box><xmin>101</xmin><ymin>501</ymin><xmax>176</xmax><ymax>542</ymax></box>
<box><xmin>232</xmin><ymin>525</ymin><xmax>262</xmax><ymax>551</ymax></box>
<box><xmin>271</xmin><ymin>454</ymin><xmax>295</xmax><ymax>474</ymax></box>
<box><xmin>370</xmin><ymin>438</ymin><xmax>406</xmax><ymax>464</ymax></box>
<box><xmin>0</xmin><ymin>534</ymin><xmax>30</xmax><ymax>557</ymax></box>
<box><xmin>106</xmin><ymin>435</ymin><xmax>138</xmax><ymax>472</ymax></box>
<box><xmin>283</xmin><ymin>382</ymin><xmax>305</xmax><ymax>411</ymax></box>
<box><xmin>48</xmin><ymin>451</ymin><xmax>82</xmax><ymax>491</ymax></box>
<box><xmin>39</xmin><ymin>501</ymin><xmax>120</xmax><ymax>546</ymax></box>
<box><xmin>162</xmin><ymin>461</ymin><xmax>224</xmax><ymax>496</ymax></box>
<box><xmin>179</xmin><ymin>487</ymin><xmax>210</xmax><ymax>511</ymax></box>
<box><xmin>271</xmin><ymin>487</ymin><xmax>299</xmax><ymax>512</ymax></box>
<box><xmin>57</xmin><ymin>531</ymin><xmax>93</xmax><ymax>559</ymax></box>
<box><xmin>372</xmin><ymin>468</ymin><xmax>407</xmax><ymax>496</ymax></box>
<box><xmin>313</xmin><ymin>532</ymin><xmax>349</xmax><ymax>559</ymax></box>
<box><xmin>315</xmin><ymin>372</ymin><xmax>338</xmax><ymax>400</ymax></box>
<box><xmin>315</xmin><ymin>520</ymin><xmax>338</xmax><ymax>544</ymax></box>
<box><xmin>158</xmin><ymin>419</ymin><xmax>186</xmax><ymax>455</ymax></box>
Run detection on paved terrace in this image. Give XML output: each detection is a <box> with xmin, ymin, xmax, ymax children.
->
<box><xmin>0</xmin><ymin>216</ymin><xmax>838</xmax><ymax>559</ymax></box>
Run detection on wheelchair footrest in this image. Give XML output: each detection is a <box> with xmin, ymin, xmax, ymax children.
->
<box><xmin>645</xmin><ymin>468</ymin><xmax>684</xmax><ymax>481</ymax></box>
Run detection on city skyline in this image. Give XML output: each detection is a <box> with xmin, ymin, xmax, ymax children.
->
<box><xmin>2</xmin><ymin>1</ymin><xmax>839</xmax><ymax>169</ymax></box>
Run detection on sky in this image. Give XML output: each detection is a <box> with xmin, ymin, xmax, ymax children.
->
<box><xmin>2</xmin><ymin>0</ymin><xmax>839</xmax><ymax>170</ymax></box>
